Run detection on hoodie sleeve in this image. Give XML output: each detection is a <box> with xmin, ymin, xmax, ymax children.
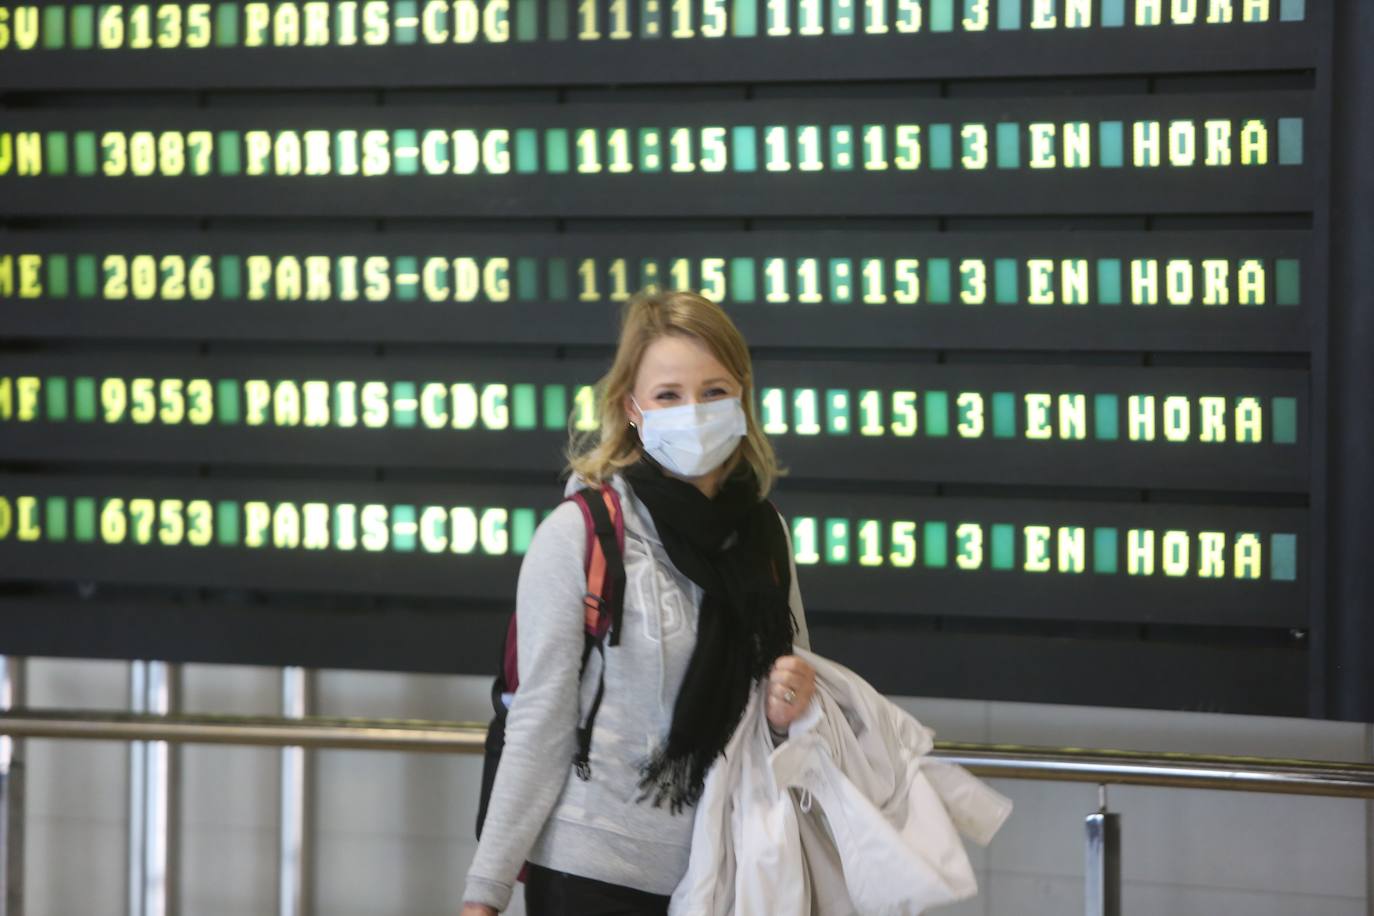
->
<box><xmin>462</xmin><ymin>500</ymin><xmax>589</xmax><ymax>911</ymax></box>
<box><xmin>778</xmin><ymin>508</ymin><xmax>811</xmax><ymax>652</ymax></box>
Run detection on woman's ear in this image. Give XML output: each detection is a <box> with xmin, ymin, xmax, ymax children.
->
<box><xmin>623</xmin><ymin>392</ymin><xmax>640</xmax><ymax>426</ymax></box>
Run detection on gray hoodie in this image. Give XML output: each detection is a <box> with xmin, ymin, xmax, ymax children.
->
<box><xmin>462</xmin><ymin>472</ymin><xmax>809</xmax><ymax>910</ymax></box>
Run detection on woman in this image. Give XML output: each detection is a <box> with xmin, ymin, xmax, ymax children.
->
<box><xmin>461</xmin><ymin>290</ymin><xmax>817</xmax><ymax>916</ymax></box>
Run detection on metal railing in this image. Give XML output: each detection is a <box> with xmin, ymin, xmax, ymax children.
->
<box><xmin>3</xmin><ymin>708</ymin><xmax>1374</xmax><ymax>798</ymax></box>
<box><xmin>2</xmin><ymin>687</ymin><xmax>1372</xmax><ymax>916</ymax></box>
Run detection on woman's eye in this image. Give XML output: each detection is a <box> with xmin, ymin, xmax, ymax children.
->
<box><xmin>655</xmin><ymin>392</ymin><xmax>678</xmax><ymax>402</ymax></box>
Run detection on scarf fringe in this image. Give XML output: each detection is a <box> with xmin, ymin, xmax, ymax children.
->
<box><xmin>636</xmin><ymin>746</ymin><xmax>710</xmax><ymax>814</ymax></box>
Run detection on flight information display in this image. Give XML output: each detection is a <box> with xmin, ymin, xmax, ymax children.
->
<box><xmin>0</xmin><ymin>230</ymin><xmax>1314</xmax><ymax>351</ymax></box>
<box><xmin>2</xmin><ymin>112</ymin><xmax>1304</xmax><ymax>179</ymax></box>
<box><xmin>0</xmin><ymin>0</ymin><xmax>1342</xmax><ymax>716</ymax></box>
<box><xmin>0</xmin><ymin>477</ymin><xmax>1306</xmax><ymax>629</ymax></box>
<box><xmin>0</xmin><ymin>96</ymin><xmax>1313</xmax><ymax>216</ymax></box>
<box><xmin>0</xmin><ymin>356</ymin><xmax>1307</xmax><ymax>491</ymax></box>
<box><xmin>0</xmin><ymin>1</ymin><xmax>1318</xmax><ymax>88</ymax></box>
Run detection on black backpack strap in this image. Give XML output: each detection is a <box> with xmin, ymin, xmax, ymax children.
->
<box><xmin>573</xmin><ymin>635</ymin><xmax>608</xmax><ymax>781</ymax></box>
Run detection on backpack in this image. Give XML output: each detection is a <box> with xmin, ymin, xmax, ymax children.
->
<box><xmin>475</xmin><ymin>484</ymin><xmax>627</xmax><ymax>841</ymax></box>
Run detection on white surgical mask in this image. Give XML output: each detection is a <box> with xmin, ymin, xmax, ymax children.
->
<box><xmin>632</xmin><ymin>395</ymin><xmax>747</xmax><ymax>479</ymax></box>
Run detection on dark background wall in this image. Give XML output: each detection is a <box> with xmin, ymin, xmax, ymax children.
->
<box><xmin>1</xmin><ymin>0</ymin><xmax>1368</xmax><ymax>719</ymax></box>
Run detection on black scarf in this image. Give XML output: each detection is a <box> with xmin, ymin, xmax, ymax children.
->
<box><xmin>623</xmin><ymin>456</ymin><xmax>796</xmax><ymax>813</ymax></box>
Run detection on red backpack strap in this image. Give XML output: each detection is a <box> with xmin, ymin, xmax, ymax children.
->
<box><xmin>568</xmin><ymin>484</ymin><xmax>627</xmax><ymax>645</ymax></box>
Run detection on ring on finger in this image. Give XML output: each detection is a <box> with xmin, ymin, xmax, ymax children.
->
<box><xmin>783</xmin><ymin>687</ymin><xmax>797</xmax><ymax>705</ymax></box>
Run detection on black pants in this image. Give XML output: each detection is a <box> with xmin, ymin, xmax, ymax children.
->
<box><xmin>524</xmin><ymin>863</ymin><xmax>670</xmax><ymax>916</ymax></box>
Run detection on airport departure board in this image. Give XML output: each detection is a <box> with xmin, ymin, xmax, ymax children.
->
<box><xmin>0</xmin><ymin>0</ymin><xmax>1347</xmax><ymax>717</ymax></box>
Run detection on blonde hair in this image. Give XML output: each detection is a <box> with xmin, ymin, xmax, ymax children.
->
<box><xmin>565</xmin><ymin>289</ymin><xmax>782</xmax><ymax>500</ymax></box>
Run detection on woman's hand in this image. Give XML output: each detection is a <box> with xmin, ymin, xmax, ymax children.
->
<box><xmin>460</xmin><ymin>904</ymin><xmax>497</xmax><ymax>916</ymax></box>
<box><xmin>766</xmin><ymin>655</ymin><xmax>817</xmax><ymax>733</ymax></box>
